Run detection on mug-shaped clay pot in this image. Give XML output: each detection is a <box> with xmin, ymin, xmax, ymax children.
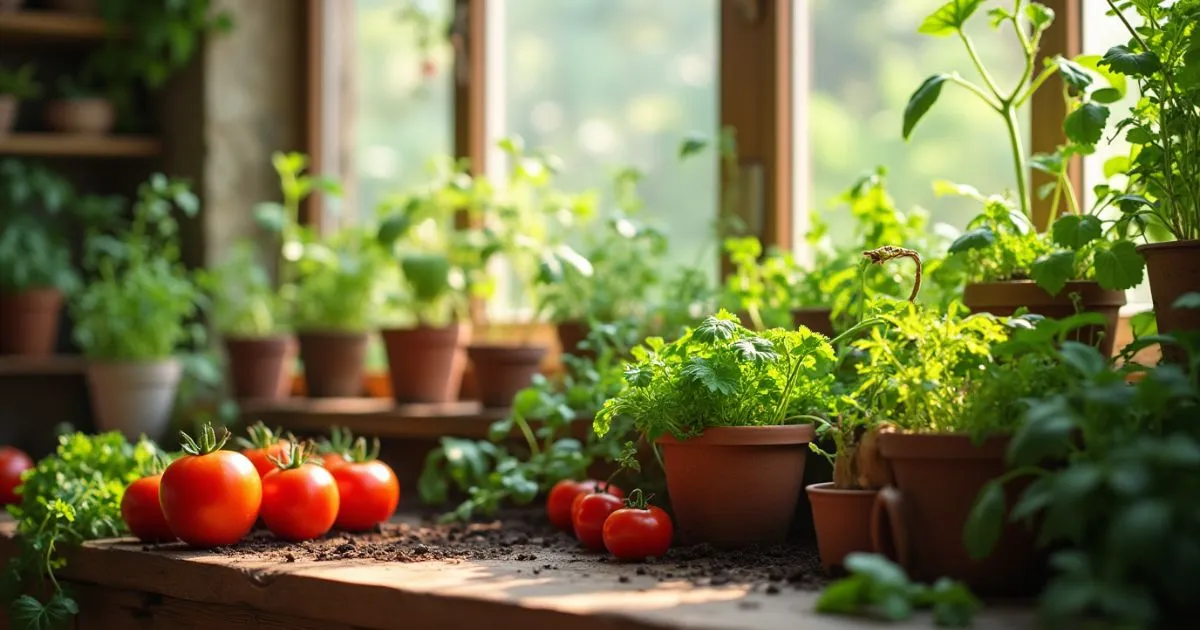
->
<box><xmin>45</xmin><ymin>98</ymin><xmax>115</xmax><ymax>135</ymax></box>
<box><xmin>465</xmin><ymin>343</ymin><xmax>548</xmax><ymax>408</ymax></box>
<box><xmin>807</xmin><ymin>482</ymin><xmax>878</xmax><ymax>573</ymax></box>
<box><xmin>87</xmin><ymin>359</ymin><xmax>183</xmax><ymax>444</ymax></box>
<box><xmin>224</xmin><ymin>335</ymin><xmax>296</xmax><ymax>400</ymax></box>
<box><xmin>297</xmin><ymin>331</ymin><xmax>369</xmax><ymax>398</ymax></box>
<box><xmin>381</xmin><ymin>324</ymin><xmax>471</xmax><ymax>403</ymax></box>
<box><xmin>0</xmin><ymin>288</ymin><xmax>64</xmax><ymax>356</ymax></box>
<box><xmin>1139</xmin><ymin>240</ymin><xmax>1200</xmax><ymax>366</ymax></box>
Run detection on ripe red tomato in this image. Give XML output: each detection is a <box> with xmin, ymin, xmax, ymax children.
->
<box><xmin>0</xmin><ymin>446</ymin><xmax>33</xmax><ymax>506</ymax></box>
<box><xmin>572</xmin><ymin>492</ymin><xmax>624</xmax><ymax>551</ymax></box>
<box><xmin>160</xmin><ymin>425</ymin><xmax>262</xmax><ymax>548</ymax></box>
<box><xmin>244</xmin><ymin>442</ymin><xmax>289</xmax><ymax>478</ymax></box>
<box><xmin>546</xmin><ymin>479</ymin><xmax>583</xmax><ymax>531</ymax></box>
<box><xmin>121</xmin><ymin>474</ymin><xmax>175</xmax><ymax>543</ymax></box>
<box><xmin>318</xmin><ymin>426</ymin><xmax>354</xmax><ymax>471</ymax></box>
<box><xmin>261</xmin><ymin>453</ymin><xmax>339</xmax><ymax>542</ymax></box>
<box><xmin>603</xmin><ymin>504</ymin><xmax>673</xmax><ymax>560</ymax></box>
<box><xmin>331</xmin><ymin>437</ymin><xmax>399</xmax><ymax>531</ymax></box>
<box><xmin>322</xmin><ymin>452</ymin><xmax>348</xmax><ymax>471</ymax></box>
<box><xmin>568</xmin><ymin>481</ymin><xmax>624</xmax><ymax>528</ymax></box>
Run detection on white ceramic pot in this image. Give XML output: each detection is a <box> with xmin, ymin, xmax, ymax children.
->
<box><xmin>86</xmin><ymin>359</ymin><xmax>182</xmax><ymax>443</ymax></box>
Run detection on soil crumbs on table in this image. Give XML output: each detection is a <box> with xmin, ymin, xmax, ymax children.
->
<box><xmin>217</xmin><ymin>510</ymin><xmax>827</xmax><ymax>593</ymax></box>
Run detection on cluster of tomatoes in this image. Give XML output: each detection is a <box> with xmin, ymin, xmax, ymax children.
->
<box><xmin>121</xmin><ymin>423</ymin><xmax>400</xmax><ymax>547</ymax></box>
<box><xmin>546</xmin><ymin>478</ymin><xmax>673</xmax><ymax>560</ymax></box>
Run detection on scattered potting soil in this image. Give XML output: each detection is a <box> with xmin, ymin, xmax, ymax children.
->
<box><xmin>209</xmin><ymin>510</ymin><xmax>828</xmax><ymax>593</ymax></box>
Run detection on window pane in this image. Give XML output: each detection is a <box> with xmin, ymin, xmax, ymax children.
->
<box><xmin>489</xmin><ymin>0</ymin><xmax>719</xmax><ymax>316</ymax></box>
<box><xmin>802</xmin><ymin>0</ymin><xmax>1030</xmax><ymax>243</ymax></box>
<box><xmin>351</xmin><ymin>0</ymin><xmax>455</xmax><ymax>222</ymax></box>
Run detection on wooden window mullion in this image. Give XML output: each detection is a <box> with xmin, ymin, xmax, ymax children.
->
<box><xmin>1031</xmin><ymin>0</ymin><xmax>1083</xmax><ymax>232</ymax></box>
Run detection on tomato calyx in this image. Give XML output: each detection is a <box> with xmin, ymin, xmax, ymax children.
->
<box><xmin>623</xmin><ymin>488</ymin><xmax>654</xmax><ymax>510</ymax></box>
<box><xmin>236</xmin><ymin>421</ymin><xmax>287</xmax><ymax>450</ymax></box>
<box><xmin>317</xmin><ymin>425</ymin><xmax>354</xmax><ymax>460</ymax></box>
<box><xmin>179</xmin><ymin>423</ymin><xmax>232</xmax><ymax>456</ymax></box>
<box><xmin>343</xmin><ymin>437</ymin><xmax>382</xmax><ymax>464</ymax></box>
<box><xmin>267</xmin><ymin>440</ymin><xmax>322</xmax><ymax>471</ymax></box>
<box><xmin>600</xmin><ymin>441</ymin><xmax>641</xmax><ymax>495</ymax></box>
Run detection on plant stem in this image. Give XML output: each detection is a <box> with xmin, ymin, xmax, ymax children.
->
<box><xmin>512</xmin><ymin>412</ymin><xmax>540</xmax><ymax>457</ymax></box>
<box><xmin>959</xmin><ymin>32</ymin><xmax>1003</xmax><ymax>99</ymax></box>
<box><xmin>948</xmin><ymin>74</ymin><xmax>1002</xmax><ymax>112</ymax></box>
<box><xmin>1003</xmin><ymin>104</ymin><xmax>1033</xmax><ymax>223</ymax></box>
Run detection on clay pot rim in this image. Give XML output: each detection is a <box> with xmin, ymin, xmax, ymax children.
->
<box><xmin>1136</xmin><ymin>239</ymin><xmax>1200</xmax><ymax>254</ymax></box>
<box><xmin>654</xmin><ymin>423</ymin><xmax>815</xmax><ymax>447</ymax></box>
<box><xmin>295</xmin><ymin>329</ymin><xmax>370</xmax><ymax>339</ymax></box>
<box><xmin>877</xmin><ymin>431</ymin><xmax>1011</xmax><ymax>460</ymax></box>
<box><xmin>806</xmin><ymin>481</ymin><xmax>878</xmax><ymax>497</ymax></box>
<box><xmin>466</xmin><ymin>342</ymin><xmax>548</xmax><ymax>358</ymax></box>
<box><xmin>0</xmin><ymin>286</ymin><xmax>63</xmax><ymax>298</ymax></box>
<box><xmin>380</xmin><ymin>323</ymin><xmax>470</xmax><ymax>334</ymax></box>
<box><xmin>86</xmin><ymin>357</ymin><xmax>180</xmax><ymax>369</ymax></box>
<box><xmin>223</xmin><ymin>333</ymin><xmax>294</xmax><ymax>343</ymax></box>
<box><xmin>963</xmin><ymin>279</ymin><xmax>1127</xmax><ymax>305</ymax></box>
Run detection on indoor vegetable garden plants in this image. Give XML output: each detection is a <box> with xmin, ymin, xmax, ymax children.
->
<box><xmin>905</xmin><ymin>0</ymin><xmax>1142</xmax><ymax>355</ymax></box>
<box><xmin>71</xmin><ymin>174</ymin><xmax>202</xmax><ymax>442</ymax></box>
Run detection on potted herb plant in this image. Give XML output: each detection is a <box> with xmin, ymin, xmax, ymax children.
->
<box><xmin>905</xmin><ymin>0</ymin><xmax>1141</xmax><ymax>355</ymax></box>
<box><xmin>374</xmin><ymin>157</ymin><xmax>492</xmax><ymax>403</ymax></box>
<box><xmin>0</xmin><ymin>160</ymin><xmax>78</xmax><ymax>356</ymax></box>
<box><xmin>201</xmin><ymin>241</ymin><xmax>295</xmax><ymax>400</ymax></box>
<box><xmin>1098</xmin><ymin>0</ymin><xmax>1200</xmax><ymax>362</ymax></box>
<box><xmin>71</xmin><ymin>174</ymin><xmax>202</xmax><ymax>442</ymax></box>
<box><xmin>0</xmin><ymin>64</ymin><xmax>39</xmax><ymax>136</ymax></box>
<box><xmin>466</xmin><ymin>138</ymin><xmax>594</xmax><ymax>408</ymax></box>
<box><xmin>45</xmin><ymin>73</ymin><xmax>115</xmax><ymax>136</ymax></box>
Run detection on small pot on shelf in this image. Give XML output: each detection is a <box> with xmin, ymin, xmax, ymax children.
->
<box><xmin>464</xmin><ymin>343</ymin><xmax>548</xmax><ymax>408</ymax></box>
<box><xmin>0</xmin><ymin>95</ymin><xmax>17</xmax><ymax>136</ymax></box>
<box><xmin>381</xmin><ymin>324</ymin><xmax>470</xmax><ymax>403</ymax></box>
<box><xmin>963</xmin><ymin>280</ymin><xmax>1125</xmax><ymax>356</ymax></box>
<box><xmin>1138</xmin><ymin>240</ymin><xmax>1200</xmax><ymax>365</ymax></box>
<box><xmin>224</xmin><ymin>334</ymin><xmax>296</xmax><ymax>401</ymax></box>
<box><xmin>656</xmin><ymin>424</ymin><xmax>814</xmax><ymax>547</ymax></box>
<box><xmin>0</xmin><ymin>288</ymin><xmax>64</xmax><ymax>356</ymax></box>
<box><xmin>297</xmin><ymin>330</ymin><xmax>369</xmax><ymax>398</ymax></box>
<box><xmin>86</xmin><ymin>359</ymin><xmax>183</xmax><ymax>444</ymax></box>
<box><xmin>45</xmin><ymin>98</ymin><xmax>115</xmax><ymax>135</ymax></box>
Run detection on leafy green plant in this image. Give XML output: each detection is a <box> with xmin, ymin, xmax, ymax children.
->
<box><xmin>418</xmin><ymin>321</ymin><xmax>640</xmax><ymax>521</ymax></box>
<box><xmin>91</xmin><ymin>0</ymin><xmax>233</xmax><ymax>90</ymax></box>
<box><xmin>199</xmin><ymin>241</ymin><xmax>287</xmax><ymax>337</ymax></box>
<box><xmin>907</xmin><ymin>0</ymin><xmax>1144</xmax><ymax>292</ymax></box>
<box><xmin>2</xmin><ymin>431</ymin><xmax>163</xmax><ymax>630</ymax></box>
<box><xmin>964</xmin><ymin>330</ymin><xmax>1200</xmax><ymax>627</ymax></box>
<box><xmin>0</xmin><ymin>64</ymin><xmax>41</xmax><ymax>100</ymax></box>
<box><xmin>0</xmin><ymin>160</ymin><xmax>80</xmax><ymax>294</ymax></box>
<box><xmin>721</xmin><ymin>236</ymin><xmax>806</xmax><ymax>331</ymax></box>
<box><xmin>53</xmin><ymin>72</ymin><xmax>107</xmax><ymax>100</ymax></box>
<box><xmin>72</xmin><ymin>174</ymin><xmax>203</xmax><ymax>360</ymax></box>
<box><xmin>1099</xmin><ymin>0</ymin><xmax>1200</xmax><ymax>242</ymax></box>
<box><xmin>816</xmin><ymin>553</ymin><xmax>981</xmax><ymax>627</ymax></box>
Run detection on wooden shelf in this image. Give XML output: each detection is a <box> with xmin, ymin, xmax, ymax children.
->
<box><xmin>241</xmin><ymin>399</ymin><xmax>511</xmax><ymax>440</ymax></box>
<box><xmin>0</xmin><ymin>11</ymin><xmax>111</xmax><ymax>43</ymax></box>
<box><xmin>0</xmin><ymin>355</ymin><xmax>86</xmax><ymax>376</ymax></box>
<box><xmin>0</xmin><ymin>133</ymin><xmax>161</xmax><ymax>158</ymax></box>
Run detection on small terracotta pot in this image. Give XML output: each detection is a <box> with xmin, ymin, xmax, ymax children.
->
<box><xmin>556</xmin><ymin>320</ymin><xmax>593</xmax><ymax>359</ymax></box>
<box><xmin>45</xmin><ymin>98</ymin><xmax>115</xmax><ymax>135</ymax></box>
<box><xmin>47</xmin><ymin>0</ymin><xmax>98</xmax><ymax>14</ymax></box>
<box><xmin>297</xmin><ymin>331</ymin><xmax>369</xmax><ymax>398</ymax></box>
<box><xmin>224</xmin><ymin>335</ymin><xmax>296</xmax><ymax>401</ymax></box>
<box><xmin>872</xmin><ymin>433</ymin><xmax>1043</xmax><ymax>596</ymax></box>
<box><xmin>656</xmin><ymin>424</ymin><xmax>815</xmax><ymax>547</ymax></box>
<box><xmin>807</xmin><ymin>482</ymin><xmax>878</xmax><ymax>573</ymax></box>
<box><xmin>791</xmin><ymin>307</ymin><xmax>835</xmax><ymax>337</ymax></box>
<box><xmin>465</xmin><ymin>343</ymin><xmax>548</xmax><ymax>408</ymax></box>
<box><xmin>963</xmin><ymin>280</ymin><xmax>1125</xmax><ymax>356</ymax></box>
<box><xmin>381</xmin><ymin>324</ymin><xmax>470</xmax><ymax>403</ymax></box>
<box><xmin>1139</xmin><ymin>240</ymin><xmax>1200</xmax><ymax>366</ymax></box>
<box><xmin>0</xmin><ymin>288</ymin><xmax>64</xmax><ymax>357</ymax></box>
<box><xmin>87</xmin><ymin>359</ymin><xmax>183</xmax><ymax>444</ymax></box>
<box><xmin>0</xmin><ymin>95</ymin><xmax>16</xmax><ymax>136</ymax></box>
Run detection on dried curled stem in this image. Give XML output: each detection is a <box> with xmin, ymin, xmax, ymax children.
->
<box><xmin>862</xmin><ymin>246</ymin><xmax>923</xmax><ymax>302</ymax></box>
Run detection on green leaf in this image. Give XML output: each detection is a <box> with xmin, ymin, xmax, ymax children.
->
<box><xmin>1093</xmin><ymin>240</ymin><xmax>1145</xmax><ymax>291</ymax></box>
<box><xmin>377</xmin><ymin>212</ymin><xmax>413</xmax><ymax>247</ymax></box>
<box><xmin>1026</xmin><ymin>2</ymin><xmax>1054</xmax><ymax>31</ymax></box>
<box><xmin>1059</xmin><ymin>341</ymin><xmax>1107</xmax><ymax>377</ymax></box>
<box><xmin>678</xmin><ymin>133</ymin><xmax>709</xmax><ymax>160</ymax></box>
<box><xmin>1055</xmin><ymin>56</ymin><xmax>1093</xmax><ymax>92</ymax></box>
<box><xmin>1100</xmin><ymin>45</ymin><xmax>1162</xmax><ymax>77</ymax></box>
<box><xmin>1103</xmin><ymin>155</ymin><xmax>1130</xmax><ymax>178</ymax></box>
<box><xmin>1063</xmin><ymin>102</ymin><xmax>1109</xmax><ymax>146</ymax></box>
<box><xmin>1074</xmin><ymin>53</ymin><xmax>1127</xmax><ymax>97</ymax></box>
<box><xmin>947</xmin><ymin>227</ymin><xmax>995</xmax><ymax>254</ymax></box>
<box><xmin>253</xmin><ymin>202</ymin><xmax>287</xmax><ymax>232</ymax></box>
<box><xmin>1090</xmin><ymin>88</ymin><xmax>1123</xmax><ymax>103</ymax></box>
<box><xmin>843</xmin><ymin>553</ymin><xmax>910</xmax><ymax>588</ymax></box>
<box><xmin>1030</xmin><ymin>251</ymin><xmax>1077</xmax><ymax>296</ymax></box>
<box><xmin>1125</xmin><ymin>126</ymin><xmax>1154</xmax><ymax>144</ymax></box>
<box><xmin>815</xmin><ymin>574</ymin><xmax>868</xmax><ymax>614</ymax></box>
<box><xmin>1051</xmin><ymin>214</ymin><xmax>1102</xmax><ymax>249</ymax></box>
<box><xmin>927</xmin><ymin>578</ymin><xmax>982</xmax><ymax>627</ymax></box>
<box><xmin>964</xmin><ymin>481</ymin><xmax>1006</xmax><ymax>560</ymax></box>
<box><xmin>401</xmin><ymin>253</ymin><xmax>452</xmax><ymax>302</ymax></box>
<box><xmin>902</xmin><ymin>74</ymin><xmax>949</xmax><ymax>139</ymax></box>
<box><xmin>1174</xmin><ymin>292</ymin><xmax>1200</xmax><ymax>309</ymax></box>
<box><xmin>693</xmin><ymin>315</ymin><xmax>738</xmax><ymax>343</ymax></box>
<box><xmin>731</xmin><ymin>337</ymin><xmax>778</xmax><ymax>363</ymax></box>
<box><xmin>680</xmin><ymin>357</ymin><xmax>738</xmax><ymax>396</ymax></box>
<box><xmin>918</xmin><ymin>0</ymin><xmax>985</xmax><ymax>35</ymax></box>
<box><xmin>1007</xmin><ymin>395</ymin><xmax>1076</xmax><ymax>467</ymax></box>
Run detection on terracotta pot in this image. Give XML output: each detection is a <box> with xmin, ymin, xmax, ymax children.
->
<box><xmin>224</xmin><ymin>335</ymin><xmax>296</xmax><ymax>401</ymax></box>
<box><xmin>872</xmin><ymin>433</ymin><xmax>1043</xmax><ymax>596</ymax></box>
<box><xmin>0</xmin><ymin>0</ymin><xmax>24</xmax><ymax>13</ymax></box>
<box><xmin>381</xmin><ymin>324</ymin><xmax>470</xmax><ymax>403</ymax></box>
<box><xmin>47</xmin><ymin>0</ymin><xmax>98</xmax><ymax>14</ymax></box>
<box><xmin>296</xmin><ymin>331</ymin><xmax>369</xmax><ymax>398</ymax></box>
<box><xmin>807</xmin><ymin>482</ymin><xmax>878</xmax><ymax>573</ymax></box>
<box><xmin>1139</xmin><ymin>240</ymin><xmax>1200</xmax><ymax>366</ymax></box>
<box><xmin>86</xmin><ymin>359</ymin><xmax>182</xmax><ymax>443</ymax></box>
<box><xmin>45</xmin><ymin>98</ymin><xmax>115</xmax><ymax>135</ymax></box>
<box><xmin>0</xmin><ymin>288</ymin><xmax>64</xmax><ymax>357</ymax></box>
<box><xmin>656</xmin><ymin>424</ymin><xmax>814</xmax><ymax>547</ymax></box>
<box><xmin>963</xmin><ymin>280</ymin><xmax>1125</xmax><ymax>356</ymax></box>
<box><xmin>556</xmin><ymin>320</ymin><xmax>593</xmax><ymax>359</ymax></box>
<box><xmin>0</xmin><ymin>95</ymin><xmax>16</xmax><ymax>136</ymax></box>
<box><xmin>791</xmin><ymin>307</ymin><xmax>835</xmax><ymax>337</ymax></box>
<box><xmin>465</xmin><ymin>344</ymin><xmax>548</xmax><ymax>408</ymax></box>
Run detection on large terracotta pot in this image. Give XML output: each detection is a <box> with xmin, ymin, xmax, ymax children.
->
<box><xmin>556</xmin><ymin>320</ymin><xmax>593</xmax><ymax>359</ymax></box>
<box><xmin>381</xmin><ymin>324</ymin><xmax>470</xmax><ymax>403</ymax></box>
<box><xmin>807</xmin><ymin>482</ymin><xmax>878</xmax><ymax>573</ymax></box>
<box><xmin>45</xmin><ymin>98</ymin><xmax>115</xmax><ymax>135</ymax></box>
<box><xmin>656</xmin><ymin>424</ymin><xmax>814</xmax><ymax>547</ymax></box>
<box><xmin>0</xmin><ymin>288</ymin><xmax>64</xmax><ymax>356</ymax></box>
<box><xmin>86</xmin><ymin>359</ymin><xmax>182</xmax><ymax>443</ymax></box>
<box><xmin>0</xmin><ymin>95</ymin><xmax>16</xmax><ymax>136</ymax></box>
<box><xmin>224</xmin><ymin>335</ymin><xmax>296</xmax><ymax>401</ymax></box>
<box><xmin>963</xmin><ymin>280</ymin><xmax>1125</xmax><ymax>356</ymax></box>
<box><xmin>297</xmin><ymin>331</ymin><xmax>369</xmax><ymax>398</ymax></box>
<box><xmin>872</xmin><ymin>433</ymin><xmax>1043</xmax><ymax>597</ymax></box>
<box><xmin>1139</xmin><ymin>240</ymin><xmax>1200</xmax><ymax>366</ymax></box>
<box><xmin>465</xmin><ymin>344</ymin><xmax>548</xmax><ymax>408</ymax></box>
<box><xmin>791</xmin><ymin>307</ymin><xmax>835</xmax><ymax>337</ymax></box>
